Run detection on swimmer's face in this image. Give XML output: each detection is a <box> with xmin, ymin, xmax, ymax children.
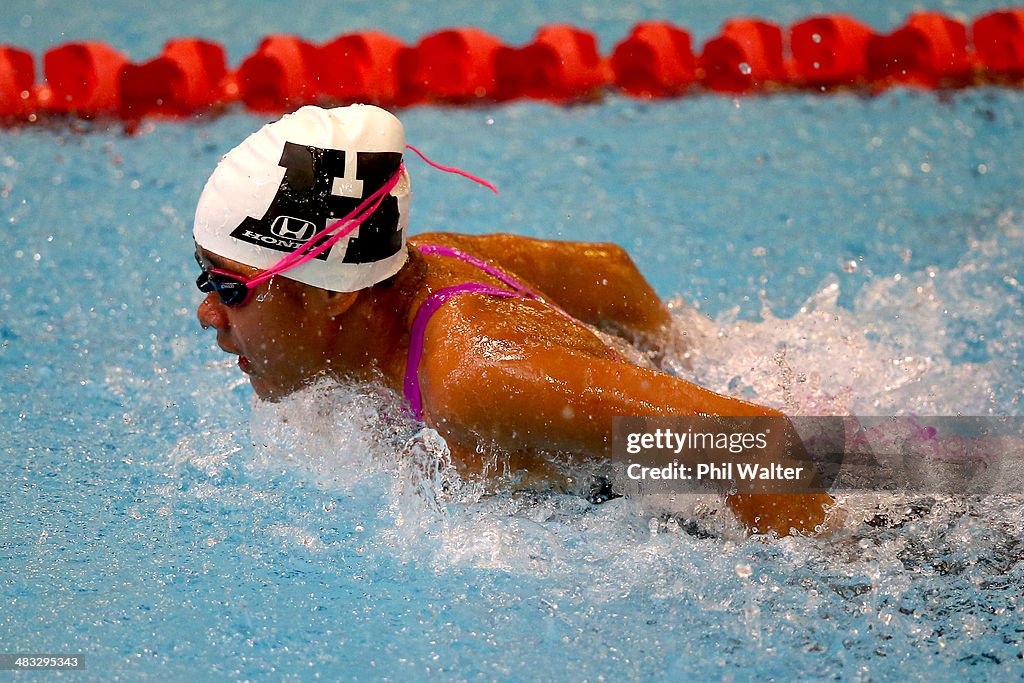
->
<box><xmin>195</xmin><ymin>249</ymin><xmax>351</xmax><ymax>399</ymax></box>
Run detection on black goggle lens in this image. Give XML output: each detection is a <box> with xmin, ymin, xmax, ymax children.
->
<box><xmin>196</xmin><ymin>270</ymin><xmax>250</xmax><ymax>306</ymax></box>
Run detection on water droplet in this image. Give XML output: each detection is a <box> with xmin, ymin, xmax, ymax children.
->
<box><xmin>738</xmin><ymin>62</ymin><xmax>752</xmax><ymax>75</ymax></box>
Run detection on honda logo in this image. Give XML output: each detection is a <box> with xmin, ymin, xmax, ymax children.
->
<box><xmin>270</xmin><ymin>215</ymin><xmax>316</xmax><ymax>241</ymax></box>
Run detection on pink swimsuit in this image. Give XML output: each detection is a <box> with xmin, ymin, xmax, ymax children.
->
<box><xmin>402</xmin><ymin>243</ymin><xmax>558</xmax><ymax>420</ymax></box>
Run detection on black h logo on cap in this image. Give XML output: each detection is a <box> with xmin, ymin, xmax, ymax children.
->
<box><xmin>230</xmin><ymin>142</ymin><xmax>403</xmax><ymax>263</ymax></box>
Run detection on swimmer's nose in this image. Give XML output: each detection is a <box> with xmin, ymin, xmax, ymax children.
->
<box><xmin>197</xmin><ymin>294</ymin><xmax>229</xmax><ymax>331</ymax></box>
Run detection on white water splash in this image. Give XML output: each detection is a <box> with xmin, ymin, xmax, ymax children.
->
<box><xmin>683</xmin><ymin>210</ymin><xmax>1024</xmax><ymax>418</ymax></box>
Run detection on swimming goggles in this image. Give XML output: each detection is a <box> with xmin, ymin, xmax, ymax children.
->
<box><xmin>195</xmin><ymin>254</ymin><xmax>254</xmax><ymax>307</ymax></box>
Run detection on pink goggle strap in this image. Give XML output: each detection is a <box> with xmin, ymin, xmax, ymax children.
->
<box><xmin>240</xmin><ymin>145</ymin><xmax>497</xmax><ymax>288</ymax></box>
<box><xmin>245</xmin><ymin>167</ymin><xmax>403</xmax><ymax>288</ymax></box>
<box><xmin>405</xmin><ymin>144</ymin><xmax>499</xmax><ymax>195</ymax></box>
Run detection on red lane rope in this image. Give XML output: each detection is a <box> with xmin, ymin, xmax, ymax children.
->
<box><xmin>1</xmin><ymin>9</ymin><xmax>1022</xmax><ymax>125</ymax></box>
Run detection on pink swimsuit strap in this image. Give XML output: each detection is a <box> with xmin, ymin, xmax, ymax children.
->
<box><xmin>416</xmin><ymin>243</ymin><xmax>540</xmax><ymax>296</ymax></box>
<box><xmin>405</xmin><ymin>242</ymin><xmax>552</xmax><ymax>419</ymax></box>
<box><xmin>401</xmin><ymin>243</ymin><xmax>591</xmax><ymax>421</ymax></box>
<box><xmin>403</xmin><ymin>243</ymin><xmax>541</xmax><ymax>420</ymax></box>
<box><xmin>403</xmin><ymin>281</ymin><xmax>524</xmax><ymax>420</ymax></box>
<box><xmin>416</xmin><ymin>243</ymin><xmax>577</xmax><ymax>322</ymax></box>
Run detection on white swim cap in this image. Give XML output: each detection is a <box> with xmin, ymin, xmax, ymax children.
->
<box><xmin>193</xmin><ymin>104</ymin><xmax>411</xmax><ymax>292</ymax></box>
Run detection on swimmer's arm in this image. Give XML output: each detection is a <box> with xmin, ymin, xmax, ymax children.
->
<box><xmin>423</xmin><ymin>342</ymin><xmax>832</xmax><ymax>536</ymax></box>
<box><xmin>414</xmin><ymin>233</ymin><xmax>677</xmax><ymax>349</ymax></box>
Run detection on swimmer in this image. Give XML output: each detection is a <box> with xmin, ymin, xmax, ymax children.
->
<box><xmin>193</xmin><ymin>104</ymin><xmax>834</xmax><ymax>536</ymax></box>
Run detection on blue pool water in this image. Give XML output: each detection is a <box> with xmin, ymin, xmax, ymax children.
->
<box><xmin>3</xmin><ymin>0</ymin><xmax>1024</xmax><ymax>679</ymax></box>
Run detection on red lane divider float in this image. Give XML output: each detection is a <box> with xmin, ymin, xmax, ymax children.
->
<box><xmin>320</xmin><ymin>31</ymin><xmax>406</xmax><ymax>105</ymax></box>
<box><xmin>699</xmin><ymin>19</ymin><xmax>787</xmax><ymax>92</ymax></box>
<box><xmin>790</xmin><ymin>15</ymin><xmax>875</xmax><ymax>88</ymax></box>
<box><xmin>398</xmin><ymin>28</ymin><xmax>504</xmax><ymax>103</ymax></box>
<box><xmin>237</xmin><ymin>35</ymin><xmax>320</xmax><ymax>111</ymax></box>
<box><xmin>495</xmin><ymin>25</ymin><xmax>610</xmax><ymax>101</ymax></box>
<box><xmin>973</xmin><ymin>9</ymin><xmax>1024</xmax><ymax>79</ymax></box>
<box><xmin>120</xmin><ymin>38</ymin><xmax>231</xmax><ymax>119</ymax></box>
<box><xmin>0</xmin><ymin>46</ymin><xmax>35</xmax><ymax>119</ymax></box>
<box><xmin>611</xmin><ymin>21</ymin><xmax>696</xmax><ymax>97</ymax></box>
<box><xmin>867</xmin><ymin>12</ymin><xmax>973</xmax><ymax>88</ymax></box>
<box><xmin>42</xmin><ymin>42</ymin><xmax>127</xmax><ymax>116</ymax></box>
<box><xmin>1</xmin><ymin>8</ymin><xmax>1023</xmax><ymax>124</ymax></box>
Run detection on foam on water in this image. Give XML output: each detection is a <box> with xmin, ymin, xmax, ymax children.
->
<box><xmin>681</xmin><ymin>208</ymin><xmax>1024</xmax><ymax>418</ymax></box>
